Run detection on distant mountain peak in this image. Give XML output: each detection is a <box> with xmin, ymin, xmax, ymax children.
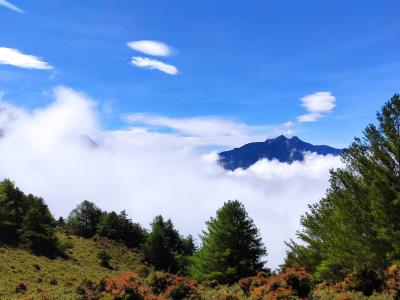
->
<box><xmin>219</xmin><ymin>136</ymin><xmax>343</xmax><ymax>171</ymax></box>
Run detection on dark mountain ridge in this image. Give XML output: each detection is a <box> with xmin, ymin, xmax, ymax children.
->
<box><xmin>218</xmin><ymin>135</ymin><xmax>343</xmax><ymax>170</ymax></box>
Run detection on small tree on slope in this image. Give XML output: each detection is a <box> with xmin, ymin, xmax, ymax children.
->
<box><xmin>190</xmin><ymin>200</ymin><xmax>267</xmax><ymax>284</ymax></box>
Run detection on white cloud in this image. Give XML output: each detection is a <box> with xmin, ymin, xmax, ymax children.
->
<box><xmin>127</xmin><ymin>40</ymin><xmax>172</xmax><ymax>57</ymax></box>
<box><xmin>125</xmin><ymin>113</ymin><xmax>293</xmax><ymax>148</ymax></box>
<box><xmin>0</xmin><ymin>87</ymin><xmax>342</xmax><ymax>268</ymax></box>
<box><xmin>0</xmin><ymin>0</ymin><xmax>24</xmax><ymax>14</ymax></box>
<box><xmin>131</xmin><ymin>56</ymin><xmax>177</xmax><ymax>75</ymax></box>
<box><xmin>297</xmin><ymin>91</ymin><xmax>336</xmax><ymax>122</ymax></box>
<box><xmin>0</xmin><ymin>47</ymin><xmax>53</xmax><ymax>70</ymax></box>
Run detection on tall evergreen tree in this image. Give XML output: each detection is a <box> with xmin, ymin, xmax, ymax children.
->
<box><xmin>96</xmin><ymin>210</ymin><xmax>146</xmax><ymax>248</ymax></box>
<box><xmin>0</xmin><ymin>180</ymin><xmax>60</xmax><ymax>257</ymax></box>
<box><xmin>190</xmin><ymin>200</ymin><xmax>267</xmax><ymax>284</ymax></box>
<box><xmin>0</xmin><ymin>179</ymin><xmax>28</xmax><ymax>243</ymax></box>
<box><xmin>144</xmin><ymin>215</ymin><xmax>194</xmax><ymax>273</ymax></box>
<box><xmin>287</xmin><ymin>94</ymin><xmax>400</xmax><ymax>284</ymax></box>
<box><xmin>118</xmin><ymin>210</ymin><xmax>146</xmax><ymax>248</ymax></box>
<box><xmin>19</xmin><ymin>196</ymin><xmax>59</xmax><ymax>256</ymax></box>
<box><xmin>144</xmin><ymin>221</ymin><xmax>178</xmax><ymax>272</ymax></box>
<box><xmin>66</xmin><ymin>200</ymin><xmax>102</xmax><ymax>238</ymax></box>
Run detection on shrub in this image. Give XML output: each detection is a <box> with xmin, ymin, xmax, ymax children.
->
<box><xmin>98</xmin><ymin>249</ymin><xmax>111</xmax><ymax>268</ymax></box>
<box><xmin>164</xmin><ymin>275</ymin><xmax>198</xmax><ymax>300</ymax></box>
<box><xmin>148</xmin><ymin>271</ymin><xmax>170</xmax><ymax>294</ymax></box>
<box><xmin>97</xmin><ymin>271</ymin><xmax>150</xmax><ymax>299</ymax></box>
<box><xmin>385</xmin><ymin>263</ymin><xmax>400</xmax><ymax>296</ymax></box>
<box><xmin>15</xmin><ymin>282</ymin><xmax>27</xmax><ymax>293</ymax></box>
<box><xmin>167</xmin><ymin>282</ymin><xmax>192</xmax><ymax>300</ymax></box>
<box><xmin>76</xmin><ymin>278</ymin><xmax>99</xmax><ymax>299</ymax></box>
<box><xmin>239</xmin><ymin>265</ymin><xmax>311</xmax><ymax>299</ymax></box>
<box><xmin>49</xmin><ymin>277</ymin><xmax>58</xmax><ymax>285</ymax></box>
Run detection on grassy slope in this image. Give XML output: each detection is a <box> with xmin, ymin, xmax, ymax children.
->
<box><xmin>0</xmin><ymin>232</ymin><xmax>143</xmax><ymax>299</ymax></box>
<box><xmin>0</xmin><ymin>233</ymin><xmax>394</xmax><ymax>300</ymax></box>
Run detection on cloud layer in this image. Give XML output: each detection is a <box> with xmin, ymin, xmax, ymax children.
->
<box><xmin>0</xmin><ymin>0</ymin><xmax>24</xmax><ymax>14</ymax></box>
<box><xmin>127</xmin><ymin>40</ymin><xmax>172</xmax><ymax>57</ymax></box>
<box><xmin>125</xmin><ymin>113</ymin><xmax>293</xmax><ymax>148</ymax></box>
<box><xmin>131</xmin><ymin>56</ymin><xmax>178</xmax><ymax>75</ymax></box>
<box><xmin>0</xmin><ymin>87</ymin><xmax>342</xmax><ymax>268</ymax></box>
<box><xmin>0</xmin><ymin>47</ymin><xmax>53</xmax><ymax>70</ymax></box>
<box><xmin>297</xmin><ymin>91</ymin><xmax>336</xmax><ymax>122</ymax></box>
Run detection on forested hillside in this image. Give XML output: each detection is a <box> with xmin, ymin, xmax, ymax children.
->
<box><xmin>0</xmin><ymin>94</ymin><xmax>400</xmax><ymax>299</ymax></box>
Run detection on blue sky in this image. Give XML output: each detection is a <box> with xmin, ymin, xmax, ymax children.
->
<box><xmin>1</xmin><ymin>0</ymin><xmax>400</xmax><ymax>148</ymax></box>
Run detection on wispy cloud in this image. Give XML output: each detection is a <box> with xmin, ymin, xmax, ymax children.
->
<box><xmin>0</xmin><ymin>0</ymin><xmax>25</xmax><ymax>14</ymax></box>
<box><xmin>127</xmin><ymin>40</ymin><xmax>172</xmax><ymax>57</ymax></box>
<box><xmin>297</xmin><ymin>91</ymin><xmax>336</xmax><ymax>122</ymax></box>
<box><xmin>131</xmin><ymin>56</ymin><xmax>177</xmax><ymax>75</ymax></box>
<box><xmin>125</xmin><ymin>113</ymin><xmax>293</xmax><ymax>148</ymax></box>
<box><xmin>0</xmin><ymin>47</ymin><xmax>53</xmax><ymax>70</ymax></box>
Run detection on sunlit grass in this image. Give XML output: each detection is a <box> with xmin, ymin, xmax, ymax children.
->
<box><xmin>0</xmin><ymin>231</ymin><xmax>142</xmax><ymax>299</ymax></box>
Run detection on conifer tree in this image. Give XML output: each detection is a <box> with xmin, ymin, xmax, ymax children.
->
<box><xmin>0</xmin><ymin>179</ymin><xmax>28</xmax><ymax>243</ymax></box>
<box><xmin>19</xmin><ymin>196</ymin><xmax>59</xmax><ymax>256</ymax></box>
<box><xmin>144</xmin><ymin>215</ymin><xmax>194</xmax><ymax>273</ymax></box>
<box><xmin>287</xmin><ymin>94</ymin><xmax>400</xmax><ymax>285</ymax></box>
<box><xmin>0</xmin><ymin>180</ymin><xmax>60</xmax><ymax>256</ymax></box>
<box><xmin>144</xmin><ymin>216</ymin><xmax>177</xmax><ymax>272</ymax></box>
<box><xmin>66</xmin><ymin>200</ymin><xmax>102</xmax><ymax>238</ymax></box>
<box><xmin>190</xmin><ymin>200</ymin><xmax>266</xmax><ymax>284</ymax></box>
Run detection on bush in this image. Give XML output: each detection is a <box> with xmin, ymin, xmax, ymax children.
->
<box><xmin>164</xmin><ymin>275</ymin><xmax>198</xmax><ymax>300</ymax></box>
<box><xmin>148</xmin><ymin>271</ymin><xmax>170</xmax><ymax>294</ymax></box>
<box><xmin>96</xmin><ymin>271</ymin><xmax>150</xmax><ymax>299</ymax></box>
<box><xmin>167</xmin><ymin>282</ymin><xmax>192</xmax><ymax>300</ymax></box>
<box><xmin>15</xmin><ymin>282</ymin><xmax>27</xmax><ymax>293</ymax></box>
<box><xmin>385</xmin><ymin>263</ymin><xmax>400</xmax><ymax>297</ymax></box>
<box><xmin>239</xmin><ymin>265</ymin><xmax>311</xmax><ymax>299</ymax></box>
<box><xmin>98</xmin><ymin>249</ymin><xmax>111</xmax><ymax>268</ymax></box>
<box><xmin>49</xmin><ymin>277</ymin><xmax>58</xmax><ymax>285</ymax></box>
<box><xmin>76</xmin><ymin>279</ymin><xmax>99</xmax><ymax>299</ymax></box>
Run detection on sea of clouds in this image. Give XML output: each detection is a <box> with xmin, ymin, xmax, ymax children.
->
<box><xmin>0</xmin><ymin>87</ymin><xmax>343</xmax><ymax>268</ymax></box>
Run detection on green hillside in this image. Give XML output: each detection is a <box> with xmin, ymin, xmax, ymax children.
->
<box><xmin>0</xmin><ymin>232</ymin><xmax>142</xmax><ymax>299</ymax></box>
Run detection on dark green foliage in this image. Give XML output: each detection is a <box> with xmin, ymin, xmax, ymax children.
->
<box><xmin>0</xmin><ymin>179</ymin><xmax>29</xmax><ymax>244</ymax></box>
<box><xmin>0</xmin><ymin>179</ymin><xmax>60</xmax><ymax>257</ymax></box>
<box><xmin>144</xmin><ymin>215</ymin><xmax>195</xmax><ymax>274</ymax></box>
<box><xmin>56</xmin><ymin>216</ymin><xmax>65</xmax><ymax>228</ymax></box>
<box><xmin>19</xmin><ymin>197</ymin><xmax>59</xmax><ymax>256</ymax></box>
<box><xmin>98</xmin><ymin>249</ymin><xmax>111</xmax><ymax>268</ymax></box>
<box><xmin>97</xmin><ymin>210</ymin><xmax>146</xmax><ymax>248</ymax></box>
<box><xmin>190</xmin><ymin>200</ymin><xmax>267</xmax><ymax>284</ymax></box>
<box><xmin>351</xmin><ymin>268</ymin><xmax>383</xmax><ymax>296</ymax></box>
<box><xmin>66</xmin><ymin>200</ymin><xmax>102</xmax><ymax>238</ymax></box>
<box><xmin>168</xmin><ymin>282</ymin><xmax>192</xmax><ymax>300</ymax></box>
<box><xmin>288</xmin><ymin>94</ymin><xmax>400</xmax><ymax>289</ymax></box>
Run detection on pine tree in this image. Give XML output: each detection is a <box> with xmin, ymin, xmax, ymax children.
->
<box><xmin>288</xmin><ymin>94</ymin><xmax>400</xmax><ymax>284</ymax></box>
<box><xmin>0</xmin><ymin>179</ymin><xmax>28</xmax><ymax>244</ymax></box>
<box><xmin>144</xmin><ymin>215</ymin><xmax>194</xmax><ymax>273</ymax></box>
<box><xmin>96</xmin><ymin>210</ymin><xmax>146</xmax><ymax>248</ymax></box>
<box><xmin>0</xmin><ymin>180</ymin><xmax>60</xmax><ymax>257</ymax></box>
<box><xmin>97</xmin><ymin>211</ymin><xmax>121</xmax><ymax>240</ymax></box>
<box><xmin>144</xmin><ymin>216</ymin><xmax>178</xmax><ymax>272</ymax></box>
<box><xmin>19</xmin><ymin>196</ymin><xmax>59</xmax><ymax>257</ymax></box>
<box><xmin>190</xmin><ymin>200</ymin><xmax>267</xmax><ymax>284</ymax></box>
<box><xmin>66</xmin><ymin>200</ymin><xmax>102</xmax><ymax>238</ymax></box>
